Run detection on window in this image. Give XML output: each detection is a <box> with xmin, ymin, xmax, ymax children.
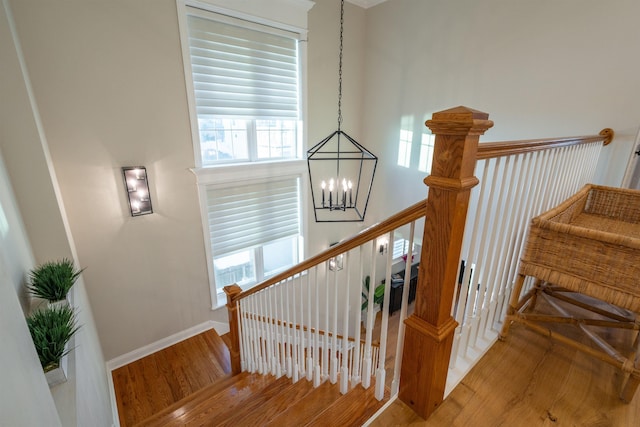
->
<box><xmin>418</xmin><ymin>133</ymin><xmax>435</xmax><ymax>174</ymax></box>
<box><xmin>207</xmin><ymin>177</ymin><xmax>302</xmax><ymax>292</ymax></box>
<box><xmin>180</xmin><ymin>4</ymin><xmax>307</xmax><ymax>304</ymax></box>
<box><xmin>397</xmin><ymin>116</ymin><xmax>414</xmax><ymax>168</ymax></box>
<box><xmin>393</xmin><ymin>238</ymin><xmax>415</xmax><ymax>261</ymax></box>
<box><xmin>185</xmin><ymin>9</ymin><xmax>302</xmax><ymax>166</ymax></box>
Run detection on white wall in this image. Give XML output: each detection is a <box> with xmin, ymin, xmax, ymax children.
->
<box><xmin>0</xmin><ymin>156</ymin><xmax>61</xmax><ymax>426</ymax></box>
<box><xmin>363</xmin><ymin>0</ymin><xmax>640</xmax><ymax>219</ymax></box>
<box><xmin>8</xmin><ymin>0</ymin><xmax>223</xmax><ymax>360</ymax></box>
<box><xmin>1</xmin><ymin>0</ymin><xmax>113</xmax><ymax>424</ymax></box>
<box><xmin>6</xmin><ymin>0</ymin><xmax>368</xmax><ymax>362</ymax></box>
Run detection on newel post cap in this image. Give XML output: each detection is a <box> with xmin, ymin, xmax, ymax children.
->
<box><xmin>426</xmin><ymin>106</ymin><xmax>494</xmax><ymax>136</ymax></box>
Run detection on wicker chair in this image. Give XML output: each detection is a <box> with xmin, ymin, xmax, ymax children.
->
<box><xmin>500</xmin><ymin>184</ymin><xmax>640</xmax><ymax>402</ymax></box>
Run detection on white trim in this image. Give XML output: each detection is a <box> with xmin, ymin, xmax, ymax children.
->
<box><xmin>105</xmin><ymin>320</ymin><xmax>224</xmax><ymax>371</ymax></box>
<box><xmin>621</xmin><ymin>125</ymin><xmax>640</xmax><ymax>188</ymax></box>
<box><xmin>346</xmin><ymin>0</ymin><xmax>387</xmax><ymax>9</ymax></box>
<box><xmin>183</xmin><ymin>0</ymin><xmax>314</xmax><ymax>31</ymax></box>
<box><xmin>192</xmin><ymin>159</ymin><xmax>306</xmax><ymax>186</ymax></box>
<box><xmin>361</xmin><ymin>394</ymin><xmax>397</xmax><ymax>426</ymax></box>
<box><xmin>107</xmin><ymin>371</ymin><xmax>120</xmax><ymax>427</ymax></box>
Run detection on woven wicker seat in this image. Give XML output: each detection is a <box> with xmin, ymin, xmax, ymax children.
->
<box><xmin>500</xmin><ymin>184</ymin><xmax>640</xmax><ymax>402</ymax></box>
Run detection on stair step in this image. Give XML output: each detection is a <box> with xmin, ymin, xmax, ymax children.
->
<box><xmin>218</xmin><ymin>376</ymin><xmax>316</xmax><ymax>426</ymax></box>
<box><xmin>306</xmin><ymin>383</ymin><xmax>388</xmax><ymax>427</ymax></box>
<box><xmin>266</xmin><ymin>380</ymin><xmax>342</xmax><ymax>426</ymax></box>
<box><xmin>134</xmin><ymin>372</ymin><xmax>274</xmax><ymax>426</ymax></box>
<box><xmin>136</xmin><ymin>370</ymin><xmax>387</xmax><ymax>426</ymax></box>
<box><xmin>115</xmin><ymin>329</ymin><xmax>232</xmax><ymax>427</ymax></box>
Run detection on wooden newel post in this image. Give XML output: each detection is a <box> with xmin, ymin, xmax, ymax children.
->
<box><xmin>399</xmin><ymin>106</ymin><xmax>493</xmax><ymax>418</ymax></box>
<box><xmin>223</xmin><ymin>284</ymin><xmax>243</xmax><ymax>375</ymax></box>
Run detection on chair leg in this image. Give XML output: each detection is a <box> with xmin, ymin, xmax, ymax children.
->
<box><xmin>499</xmin><ymin>274</ymin><xmax>527</xmax><ymax>340</ymax></box>
<box><xmin>620</xmin><ymin>331</ymin><xmax>640</xmax><ymax>403</ymax></box>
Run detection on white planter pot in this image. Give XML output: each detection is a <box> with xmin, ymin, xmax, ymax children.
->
<box><xmin>47</xmin><ymin>299</ymin><xmax>69</xmax><ymax>310</ymax></box>
<box><xmin>44</xmin><ymin>347</ymin><xmax>69</xmax><ymax>387</ymax></box>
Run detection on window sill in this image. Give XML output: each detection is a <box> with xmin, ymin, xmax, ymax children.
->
<box><xmin>192</xmin><ymin>159</ymin><xmax>306</xmax><ymax>186</ymax></box>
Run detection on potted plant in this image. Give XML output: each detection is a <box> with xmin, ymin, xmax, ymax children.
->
<box><xmin>26</xmin><ymin>304</ymin><xmax>79</xmax><ymax>387</ymax></box>
<box><xmin>27</xmin><ymin>258</ymin><xmax>83</xmax><ymax>306</ymax></box>
<box><xmin>360</xmin><ymin>276</ymin><xmax>384</xmax><ymax>322</ymax></box>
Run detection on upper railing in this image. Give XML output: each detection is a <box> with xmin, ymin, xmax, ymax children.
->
<box><xmin>224</xmin><ymin>106</ymin><xmax>613</xmax><ymax>419</ymax></box>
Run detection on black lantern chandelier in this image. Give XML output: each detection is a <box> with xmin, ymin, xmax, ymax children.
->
<box><xmin>307</xmin><ymin>0</ymin><xmax>377</xmax><ymax>222</ymax></box>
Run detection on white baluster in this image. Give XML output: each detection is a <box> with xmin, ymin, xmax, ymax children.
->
<box><xmin>313</xmin><ymin>266</ymin><xmax>321</xmax><ymax>388</ymax></box>
<box><xmin>362</xmin><ymin>241</ymin><xmax>377</xmax><ymax>389</ymax></box>
<box><xmin>323</xmin><ymin>262</ymin><xmax>330</xmax><ymax>381</ymax></box>
<box><xmin>330</xmin><ymin>258</ymin><xmax>339</xmax><ymax>384</ymax></box>
<box><xmin>340</xmin><ymin>251</ymin><xmax>350</xmax><ymax>394</ymax></box>
<box><xmin>292</xmin><ymin>276</ymin><xmax>300</xmax><ymax>383</ymax></box>
<box><xmin>307</xmin><ymin>268</ymin><xmax>314</xmax><ymax>382</ymax></box>
<box><xmin>250</xmin><ymin>295</ymin><xmax>260</xmax><ymax>373</ymax></box>
<box><xmin>351</xmin><ymin>246</ymin><xmax>363</xmax><ymax>385</ymax></box>
<box><xmin>375</xmin><ymin>230</ymin><xmax>394</xmax><ymax>400</ymax></box>
<box><xmin>272</xmin><ymin>282</ymin><xmax>286</xmax><ymax>378</ymax></box>
<box><xmin>237</xmin><ymin>299</ymin><xmax>246</xmax><ymax>372</ymax></box>
<box><xmin>391</xmin><ymin>221</ymin><xmax>415</xmax><ymax>396</ymax></box>
<box><xmin>260</xmin><ymin>290</ymin><xmax>270</xmax><ymax>375</ymax></box>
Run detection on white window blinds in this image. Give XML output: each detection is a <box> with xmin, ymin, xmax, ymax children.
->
<box><xmin>186</xmin><ymin>10</ymin><xmax>300</xmax><ymax>120</ymax></box>
<box><xmin>207</xmin><ymin>177</ymin><xmax>300</xmax><ymax>257</ymax></box>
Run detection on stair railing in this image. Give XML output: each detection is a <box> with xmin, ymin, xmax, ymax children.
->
<box><xmin>225</xmin><ymin>200</ymin><xmax>425</xmax><ymax>399</ymax></box>
<box><xmin>446</xmin><ymin>128</ymin><xmax>613</xmax><ymax>392</ymax></box>
<box><xmin>224</xmin><ymin>106</ymin><xmax>613</xmax><ymax>419</ymax></box>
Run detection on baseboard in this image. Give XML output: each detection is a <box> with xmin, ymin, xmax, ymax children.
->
<box><xmin>211</xmin><ymin>319</ymin><xmax>230</xmax><ymax>335</ymax></box>
<box><xmin>106</xmin><ymin>320</ymin><xmax>218</xmax><ymax>371</ymax></box>
<box><xmin>362</xmin><ymin>394</ymin><xmax>397</xmax><ymax>426</ymax></box>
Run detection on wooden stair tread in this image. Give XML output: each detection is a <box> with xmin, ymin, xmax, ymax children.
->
<box><xmin>266</xmin><ymin>380</ymin><xmax>343</xmax><ymax>426</ymax></box>
<box><xmin>115</xmin><ymin>329</ymin><xmax>232</xmax><ymax>427</ymax></box>
<box><xmin>305</xmin><ymin>383</ymin><xmax>388</xmax><ymax>427</ymax></box>
<box><xmin>135</xmin><ymin>370</ymin><xmax>387</xmax><ymax>427</ymax></box>
<box><xmin>134</xmin><ymin>372</ymin><xmax>275</xmax><ymax>426</ymax></box>
<box><xmin>218</xmin><ymin>376</ymin><xmax>316</xmax><ymax>427</ymax></box>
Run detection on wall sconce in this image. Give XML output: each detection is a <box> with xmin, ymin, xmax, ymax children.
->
<box><xmin>122</xmin><ymin>166</ymin><xmax>153</xmax><ymax>217</ymax></box>
<box><xmin>378</xmin><ymin>237</ymin><xmax>389</xmax><ymax>255</ymax></box>
<box><xmin>329</xmin><ymin>254</ymin><xmax>344</xmax><ymax>272</ymax></box>
<box><xmin>328</xmin><ymin>242</ymin><xmax>344</xmax><ymax>271</ymax></box>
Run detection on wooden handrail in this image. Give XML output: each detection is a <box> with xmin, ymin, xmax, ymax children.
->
<box><xmin>477</xmin><ymin>128</ymin><xmax>613</xmax><ymax>159</ymax></box>
<box><xmin>227</xmin><ymin>198</ymin><xmax>426</xmax><ymax>304</ymax></box>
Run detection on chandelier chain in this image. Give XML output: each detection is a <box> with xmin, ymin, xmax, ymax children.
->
<box><xmin>337</xmin><ymin>0</ymin><xmax>344</xmax><ymax>130</ymax></box>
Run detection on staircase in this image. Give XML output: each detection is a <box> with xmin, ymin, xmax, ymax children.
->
<box><xmin>135</xmin><ymin>371</ymin><xmax>387</xmax><ymax>426</ymax></box>
<box><xmin>114</xmin><ymin>329</ymin><xmax>387</xmax><ymax>427</ymax></box>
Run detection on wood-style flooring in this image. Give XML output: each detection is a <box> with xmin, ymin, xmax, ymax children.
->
<box><xmin>112</xmin><ymin>297</ymin><xmax>639</xmax><ymax>426</ymax></box>
<box><xmin>112</xmin><ymin>329</ymin><xmax>232</xmax><ymax>426</ymax></box>
<box><xmin>111</xmin><ymin>327</ymin><xmax>387</xmax><ymax>426</ymax></box>
<box><xmin>371</xmin><ymin>298</ymin><xmax>640</xmax><ymax>426</ymax></box>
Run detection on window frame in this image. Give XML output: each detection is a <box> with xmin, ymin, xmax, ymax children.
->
<box><xmin>196</xmin><ymin>163</ymin><xmax>307</xmax><ymax>306</ymax></box>
<box><xmin>177</xmin><ymin>0</ymin><xmax>310</xmax><ymax>308</ymax></box>
<box><xmin>178</xmin><ymin>1</ymin><xmax>308</xmax><ymax>169</ymax></box>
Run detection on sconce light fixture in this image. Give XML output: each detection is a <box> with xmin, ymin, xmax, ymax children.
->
<box><xmin>328</xmin><ymin>241</ymin><xmax>344</xmax><ymax>271</ymax></box>
<box><xmin>122</xmin><ymin>166</ymin><xmax>152</xmax><ymax>217</ymax></box>
<box><xmin>329</xmin><ymin>253</ymin><xmax>344</xmax><ymax>271</ymax></box>
<box><xmin>378</xmin><ymin>237</ymin><xmax>389</xmax><ymax>255</ymax></box>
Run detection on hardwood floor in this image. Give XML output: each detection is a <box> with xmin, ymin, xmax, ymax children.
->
<box><xmin>371</xmin><ymin>300</ymin><xmax>640</xmax><ymax>426</ymax></box>
<box><xmin>111</xmin><ymin>327</ymin><xmax>386</xmax><ymax>426</ymax></box>
<box><xmin>112</xmin><ymin>329</ymin><xmax>232</xmax><ymax>427</ymax></box>
<box><xmin>112</xmin><ymin>297</ymin><xmax>639</xmax><ymax>426</ymax></box>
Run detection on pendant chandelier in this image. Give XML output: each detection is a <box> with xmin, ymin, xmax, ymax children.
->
<box><xmin>307</xmin><ymin>0</ymin><xmax>377</xmax><ymax>223</ymax></box>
